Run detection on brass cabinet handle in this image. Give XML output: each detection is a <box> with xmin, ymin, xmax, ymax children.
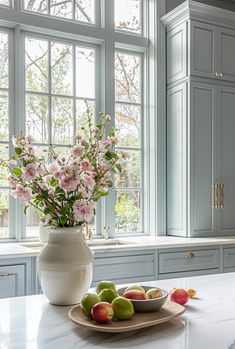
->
<box><xmin>213</xmin><ymin>183</ymin><xmax>220</xmax><ymax>208</ymax></box>
<box><xmin>219</xmin><ymin>184</ymin><xmax>224</xmax><ymax>208</ymax></box>
<box><xmin>0</xmin><ymin>272</ymin><xmax>15</xmax><ymax>277</ymax></box>
<box><xmin>186</xmin><ymin>252</ymin><xmax>195</xmax><ymax>259</ymax></box>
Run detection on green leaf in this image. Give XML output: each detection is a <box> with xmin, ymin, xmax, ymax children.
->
<box><xmin>116</xmin><ymin>164</ymin><xmax>122</xmax><ymax>172</ymax></box>
<box><xmin>108</xmin><ymin>127</ymin><xmax>115</xmax><ymax>137</ymax></box>
<box><xmin>104</xmin><ymin>151</ymin><xmax>112</xmax><ymax>160</ymax></box>
<box><xmin>24</xmin><ymin>205</ymin><xmax>29</xmax><ymax>215</ymax></box>
<box><xmin>22</xmin><ymin>159</ymin><xmax>28</xmax><ymax>167</ymax></box>
<box><xmin>13</xmin><ymin>168</ymin><xmax>22</xmax><ymax>176</ymax></box>
<box><xmin>15</xmin><ymin>147</ymin><xmax>22</xmax><ymax>155</ymax></box>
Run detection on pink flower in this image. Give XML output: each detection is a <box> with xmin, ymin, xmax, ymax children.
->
<box><xmin>73</xmin><ymin>200</ymin><xmax>95</xmax><ymax>223</ymax></box>
<box><xmin>54</xmin><ymin>170</ymin><xmax>63</xmax><ymax>179</ymax></box>
<box><xmin>80</xmin><ymin>159</ymin><xmax>94</xmax><ymax>172</ymax></box>
<box><xmin>83</xmin><ymin>175</ymin><xmax>95</xmax><ymax>190</ymax></box>
<box><xmin>8</xmin><ymin>175</ymin><xmax>17</xmax><ymax>189</ymax></box>
<box><xmin>59</xmin><ymin>173</ymin><xmax>80</xmax><ymax>192</ymax></box>
<box><xmin>22</xmin><ymin>163</ymin><xmax>38</xmax><ymax>181</ymax></box>
<box><xmin>48</xmin><ymin>162</ymin><xmax>59</xmax><ymax>173</ymax></box>
<box><xmin>72</xmin><ymin>146</ymin><xmax>82</xmax><ymax>157</ymax></box>
<box><xmin>38</xmin><ymin>165</ymin><xmax>47</xmax><ymax>176</ymax></box>
<box><xmin>11</xmin><ymin>184</ymin><xmax>32</xmax><ymax>203</ymax></box>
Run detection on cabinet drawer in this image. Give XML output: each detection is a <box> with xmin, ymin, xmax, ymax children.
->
<box><xmin>93</xmin><ymin>254</ymin><xmax>154</xmax><ymax>282</ymax></box>
<box><xmin>158</xmin><ymin>249</ymin><xmax>220</xmax><ymax>274</ymax></box>
<box><xmin>0</xmin><ymin>265</ymin><xmax>25</xmax><ymax>298</ymax></box>
<box><xmin>224</xmin><ymin>248</ymin><xmax>235</xmax><ymax>268</ymax></box>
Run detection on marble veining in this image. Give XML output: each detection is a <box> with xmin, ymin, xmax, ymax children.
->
<box><xmin>1</xmin><ymin>273</ymin><xmax>235</xmax><ymax>348</ymax></box>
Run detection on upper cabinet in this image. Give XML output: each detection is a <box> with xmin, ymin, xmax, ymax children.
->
<box><xmin>163</xmin><ymin>0</ymin><xmax>235</xmax><ymax>84</ymax></box>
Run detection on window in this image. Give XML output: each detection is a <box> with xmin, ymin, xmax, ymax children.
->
<box><xmin>115</xmin><ymin>51</ymin><xmax>143</xmax><ymax>233</ymax></box>
<box><xmin>0</xmin><ymin>0</ymin><xmax>151</xmax><ymax>240</ymax></box>
<box><xmin>23</xmin><ymin>0</ymin><xmax>96</xmax><ymax>24</ymax></box>
<box><xmin>0</xmin><ymin>31</ymin><xmax>9</xmax><ymax>238</ymax></box>
<box><xmin>0</xmin><ymin>1</ymin><xmax>10</xmax><ymax>6</ymax></box>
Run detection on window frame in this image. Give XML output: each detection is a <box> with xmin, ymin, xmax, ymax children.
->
<box><xmin>0</xmin><ymin>0</ymin><xmax>164</xmax><ymax>242</ymax></box>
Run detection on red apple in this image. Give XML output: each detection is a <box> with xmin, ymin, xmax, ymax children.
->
<box><xmin>123</xmin><ymin>290</ymin><xmax>146</xmax><ymax>300</ymax></box>
<box><xmin>91</xmin><ymin>302</ymin><xmax>114</xmax><ymax>323</ymax></box>
<box><xmin>170</xmin><ymin>288</ymin><xmax>189</xmax><ymax>305</ymax></box>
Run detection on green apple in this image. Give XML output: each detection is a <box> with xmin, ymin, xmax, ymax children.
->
<box><xmin>111</xmin><ymin>296</ymin><xmax>134</xmax><ymax>320</ymax></box>
<box><xmin>80</xmin><ymin>293</ymin><xmax>100</xmax><ymax>317</ymax></box>
<box><xmin>124</xmin><ymin>285</ymin><xmax>145</xmax><ymax>294</ymax></box>
<box><xmin>96</xmin><ymin>281</ymin><xmax>116</xmax><ymax>294</ymax></box>
<box><xmin>99</xmin><ymin>288</ymin><xmax>118</xmax><ymax>303</ymax></box>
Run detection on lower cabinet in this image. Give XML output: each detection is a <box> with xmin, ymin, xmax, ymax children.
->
<box><xmin>157</xmin><ymin>247</ymin><xmax>221</xmax><ymax>280</ymax></box>
<box><xmin>0</xmin><ymin>258</ymin><xmax>33</xmax><ymax>298</ymax></box>
<box><xmin>223</xmin><ymin>245</ymin><xmax>235</xmax><ymax>273</ymax></box>
<box><xmin>92</xmin><ymin>251</ymin><xmax>155</xmax><ymax>286</ymax></box>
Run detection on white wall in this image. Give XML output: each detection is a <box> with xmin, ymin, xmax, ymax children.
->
<box><xmin>166</xmin><ymin>0</ymin><xmax>235</xmax><ymax>13</ymax></box>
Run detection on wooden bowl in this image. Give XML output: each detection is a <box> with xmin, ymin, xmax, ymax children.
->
<box><xmin>117</xmin><ymin>286</ymin><xmax>168</xmax><ymax>312</ymax></box>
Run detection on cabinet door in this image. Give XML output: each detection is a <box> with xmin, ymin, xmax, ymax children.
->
<box><xmin>218</xmin><ymin>28</ymin><xmax>235</xmax><ymax>82</ymax></box>
<box><xmin>167</xmin><ymin>22</ymin><xmax>187</xmax><ymax>84</ymax></box>
<box><xmin>167</xmin><ymin>83</ymin><xmax>187</xmax><ymax>236</ymax></box>
<box><xmin>189</xmin><ymin>82</ymin><xmax>217</xmax><ymax>237</ymax></box>
<box><xmin>190</xmin><ymin>21</ymin><xmax>217</xmax><ymax>79</ymax></box>
<box><xmin>0</xmin><ymin>265</ymin><xmax>25</xmax><ymax>298</ymax></box>
<box><xmin>218</xmin><ymin>86</ymin><xmax>235</xmax><ymax>235</ymax></box>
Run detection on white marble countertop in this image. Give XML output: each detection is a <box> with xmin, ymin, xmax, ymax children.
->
<box><xmin>1</xmin><ymin>272</ymin><xmax>235</xmax><ymax>349</ymax></box>
<box><xmin>2</xmin><ymin>235</ymin><xmax>235</xmax><ymax>258</ymax></box>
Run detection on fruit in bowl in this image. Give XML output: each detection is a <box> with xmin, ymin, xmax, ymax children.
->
<box><xmin>123</xmin><ymin>290</ymin><xmax>146</xmax><ymax>300</ymax></box>
<box><xmin>124</xmin><ymin>285</ymin><xmax>145</xmax><ymax>293</ymax></box>
<box><xmin>146</xmin><ymin>288</ymin><xmax>164</xmax><ymax>299</ymax></box>
<box><xmin>91</xmin><ymin>302</ymin><xmax>114</xmax><ymax>323</ymax></box>
<box><xmin>117</xmin><ymin>285</ymin><xmax>168</xmax><ymax>312</ymax></box>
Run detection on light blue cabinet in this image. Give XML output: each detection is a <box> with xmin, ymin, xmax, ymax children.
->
<box><xmin>164</xmin><ymin>2</ymin><xmax>235</xmax><ymax>237</ymax></box>
<box><xmin>92</xmin><ymin>251</ymin><xmax>155</xmax><ymax>286</ymax></box>
<box><xmin>0</xmin><ymin>258</ymin><xmax>33</xmax><ymax>298</ymax></box>
<box><xmin>157</xmin><ymin>246</ymin><xmax>221</xmax><ymax>280</ymax></box>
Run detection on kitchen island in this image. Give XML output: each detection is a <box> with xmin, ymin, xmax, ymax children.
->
<box><xmin>1</xmin><ymin>272</ymin><xmax>235</xmax><ymax>349</ymax></box>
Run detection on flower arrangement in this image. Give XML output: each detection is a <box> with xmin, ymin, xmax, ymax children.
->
<box><xmin>0</xmin><ymin>111</ymin><xmax>123</xmax><ymax>228</ymax></box>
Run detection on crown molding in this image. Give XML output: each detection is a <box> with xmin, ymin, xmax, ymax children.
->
<box><xmin>161</xmin><ymin>0</ymin><xmax>235</xmax><ymax>30</ymax></box>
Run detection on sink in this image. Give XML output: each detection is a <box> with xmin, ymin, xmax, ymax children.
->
<box><xmin>86</xmin><ymin>239</ymin><xmax>134</xmax><ymax>247</ymax></box>
<box><xmin>20</xmin><ymin>239</ymin><xmax>134</xmax><ymax>250</ymax></box>
<box><xmin>20</xmin><ymin>242</ymin><xmax>45</xmax><ymax>250</ymax></box>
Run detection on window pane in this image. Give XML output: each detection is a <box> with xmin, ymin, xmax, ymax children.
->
<box><xmin>24</xmin><ymin>0</ymin><xmax>48</xmax><ymax>13</ymax></box>
<box><xmin>76</xmin><ymin>47</ymin><xmax>95</xmax><ymax>98</ymax></box>
<box><xmin>75</xmin><ymin>0</ymin><xmax>95</xmax><ymax>23</ymax></box>
<box><xmin>51</xmin><ymin>42</ymin><xmax>73</xmax><ymax>96</ymax></box>
<box><xmin>76</xmin><ymin>99</ymin><xmax>95</xmax><ymax>139</ymax></box>
<box><xmin>0</xmin><ymin>191</ymin><xmax>9</xmax><ymax>239</ymax></box>
<box><xmin>0</xmin><ymin>91</ymin><xmax>8</xmax><ymax>142</ymax></box>
<box><xmin>26</xmin><ymin>93</ymin><xmax>49</xmax><ymax>143</ymax></box>
<box><xmin>115</xmin><ymin>190</ymin><xmax>141</xmax><ymax>232</ymax></box>
<box><xmin>115</xmin><ymin>103</ymin><xmax>140</xmax><ymax>148</ymax></box>
<box><xmin>115</xmin><ymin>151</ymin><xmax>141</xmax><ymax>188</ymax></box>
<box><xmin>0</xmin><ymin>144</ymin><xmax>9</xmax><ymax>187</ymax></box>
<box><xmin>50</xmin><ymin>0</ymin><xmax>72</xmax><ymax>19</ymax></box>
<box><xmin>115</xmin><ymin>52</ymin><xmax>141</xmax><ymax>104</ymax></box>
<box><xmin>26</xmin><ymin>206</ymin><xmax>40</xmax><ymax>238</ymax></box>
<box><xmin>0</xmin><ymin>0</ymin><xmax>10</xmax><ymax>6</ymax></box>
<box><xmin>25</xmin><ymin>38</ymin><xmax>48</xmax><ymax>93</ymax></box>
<box><xmin>0</xmin><ymin>32</ymin><xmax>8</xmax><ymax>88</ymax></box>
<box><xmin>115</xmin><ymin>0</ymin><xmax>141</xmax><ymax>33</ymax></box>
<box><xmin>52</xmin><ymin>97</ymin><xmax>73</xmax><ymax>144</ymax></box>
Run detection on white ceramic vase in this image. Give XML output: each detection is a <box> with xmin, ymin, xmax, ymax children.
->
<box><xmin>39</xmin><ymin>222</ymin><xmax>49</xmax><ymax>242</ymax></box>
<box><xmin>37</xmin><ymin>227</ymin><xmax>93</xmax><ymax>305</ymax></box>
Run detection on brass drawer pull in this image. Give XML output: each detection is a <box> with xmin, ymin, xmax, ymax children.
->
<box><xmin>186</xmin><ymin>252</ymin><xmax>195</xmax><ymax>259</ymax></box>
<box><xmin>0</xmin><ymin>272</ymin><xmax>15</xmax><ymax>277</ymax></box>
<box><xmin>213</xmin><ymin>183</ymin><xmax>220</xmax><ymax>208</ymax></box>
<box><xmin>219</xmin><ymin>184</ymin><xmax>224</xmax><ymax>208</ymax></box>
